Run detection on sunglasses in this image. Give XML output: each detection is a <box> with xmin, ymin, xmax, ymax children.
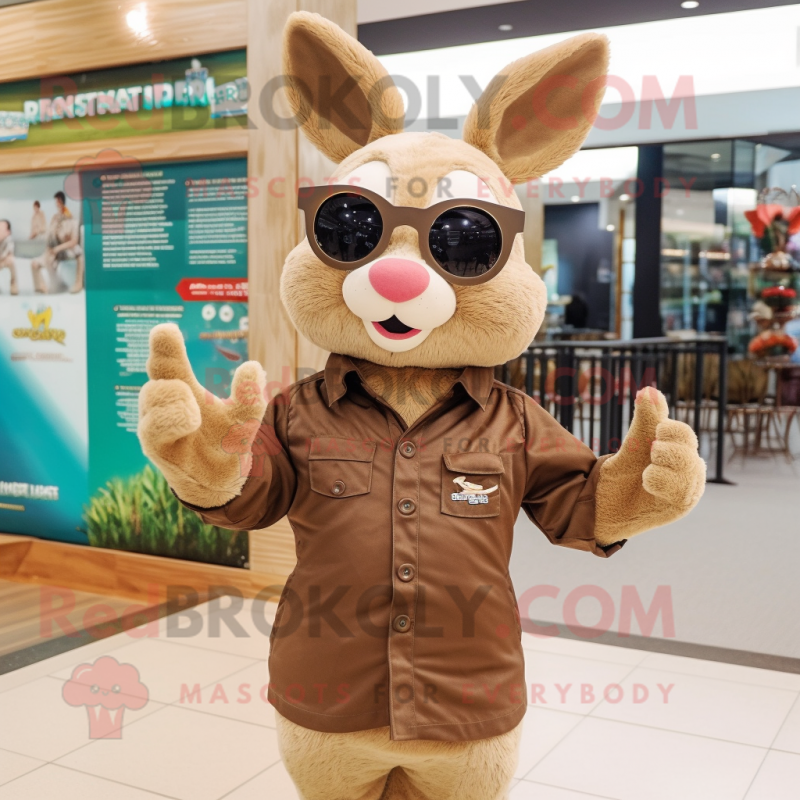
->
<box><xmin>298</xmin><ymin>185</ymin><xmax>525</xmax><ymax>286</ymax></box>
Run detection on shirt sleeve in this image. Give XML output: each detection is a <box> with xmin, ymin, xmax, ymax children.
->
<box><xmin>517</xmin><ymin>392</ymin><xmax>625</xmax><ymax>558</ymax></box>
<box><xmin>176</xmin><ymin>387</ymin><xmax>297</xmax><ymax>532</ymax></box>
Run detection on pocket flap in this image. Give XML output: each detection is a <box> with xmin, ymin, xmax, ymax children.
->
<box><xmin>443</xmin><ymin>452</ymin><xmax>505</xmax><ymax>475</ymax></box>
<box><xmin>308</xmin><ymin>436</ymin><xmax>376</xmax><ymax>463</ymax></box>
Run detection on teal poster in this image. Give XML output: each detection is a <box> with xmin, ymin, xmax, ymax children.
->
<box><xmin>0</xmin><ymin>171</ymin><xmax>88</xmax><ymax>543</ymax></box>
<box><xmin>0</xmin><ymin>158</ymin><xmax>250</xmax><ymax>567</ymax></box>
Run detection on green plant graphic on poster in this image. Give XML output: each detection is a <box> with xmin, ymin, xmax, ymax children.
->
<box><xmin>85</xmin><ymin>467</ymin><xmax>247</xmax><ymax>567</ymax></box>
<box><xmin>83</xmin><ymin>157</ymin><xmax>250</xmax><ymax>567</ymax></box>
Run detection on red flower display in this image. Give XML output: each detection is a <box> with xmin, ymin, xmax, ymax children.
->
<box><xmin>762</xmin><ymin>286</ymin><xmax>797</xmax><ymax>299</ymax></box>
<box><xmin>744</xmin><ymin>205</ymin><xmax>800</xmax><ymax>238</ymax></box>
<box><xmin>748</xmin><ymin>330</ymin><xmax>798</xmax><ymax>356</ymax></box>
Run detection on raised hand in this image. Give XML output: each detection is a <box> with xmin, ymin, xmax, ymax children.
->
<box><xmin>595</xmin><ymin>388</ymin><xmax>706</xmax><ymax>545</ymax></box>
<box><xmin>137</xmin><ymin>323</ymin><xmax>267</xmax><ymax>508</ymax></box>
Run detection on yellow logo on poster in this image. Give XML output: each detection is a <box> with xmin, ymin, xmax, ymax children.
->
<box><xmin>13</xmin><ymin>306</ymin><xmax>66</xmax><ymax>344</ymax></box>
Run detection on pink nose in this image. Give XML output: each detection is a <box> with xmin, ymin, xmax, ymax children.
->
<box><xmin>368</xmin><ymin>258</ymin><xmax>430</xmax><ymax>303</ymax></box>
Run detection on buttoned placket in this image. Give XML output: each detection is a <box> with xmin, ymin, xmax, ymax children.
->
<box><xmin>388</xmin><ymin>427</ymin><xmax>421</xmax><ymax>740</ymax></box>
<box><xmin>343</xmin><ymin>370</ymin><xmax>466</xmax><ymax>740</ymax></box>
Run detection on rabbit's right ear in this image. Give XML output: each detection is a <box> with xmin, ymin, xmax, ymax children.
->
<box><xmin>282</xmin><ymin>12</ymin><xmax>405</xmax><ymax>163</ymax></box>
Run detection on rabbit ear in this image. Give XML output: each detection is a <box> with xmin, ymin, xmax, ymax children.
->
<box><xmin>282</xmin><ymin>11</ymin><xmax>405</xmax><ymax>163</ymax></box>
<box><xmin>463</xmin><ymin>33</ymin><xmax>609</xmax><ymax>184</ymax></box>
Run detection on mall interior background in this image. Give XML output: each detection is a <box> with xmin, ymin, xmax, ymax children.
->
<box><xmin>0</xmin><ymin>1</ymin><xmax>799</xmax><ymax>799</ymax></box>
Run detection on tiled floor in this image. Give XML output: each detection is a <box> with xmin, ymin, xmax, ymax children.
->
<box><xmin>510</xmin><ymin>430</ymin><xmax>800</xmax><ymax>661</ymax></box>
<box><xmin>0</xmin><ymin>599</ymin><xmax>798</xmax><ymax>799</ymax></box>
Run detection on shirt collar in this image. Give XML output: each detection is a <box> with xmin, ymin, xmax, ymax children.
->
<box><xmin>323</xmin><ymin>353</ymin><xmax>494</xmax><ymax>410</ymax></box>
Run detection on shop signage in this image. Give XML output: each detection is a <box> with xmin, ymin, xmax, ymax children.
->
<box><xmin>0</xmin><ymin>50</ymin><xmax>247</xmax><ymax>148</ymax></box>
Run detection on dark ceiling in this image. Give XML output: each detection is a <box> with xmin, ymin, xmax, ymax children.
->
<box><xmin>359</xmin><ymin>0</ymin><xmax>799</xmax><ymax>55</ymax></box>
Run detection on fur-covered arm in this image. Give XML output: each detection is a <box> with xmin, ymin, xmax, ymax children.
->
<box><xmin>594</xmin><ymin>389</ymin><xmax>706</xmax><ymax>545</ymax></box>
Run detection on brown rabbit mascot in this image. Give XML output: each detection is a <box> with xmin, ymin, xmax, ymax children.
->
<box><xmin>138</xmin><ymin>12</ymin><xmax>705</xmax><ymax>800</ymax></box>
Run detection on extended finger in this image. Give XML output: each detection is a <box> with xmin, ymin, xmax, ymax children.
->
<box><xmin>226</xmin><ymin>361</ymin><xmax>268</xmax><ymax>423</ymax></box>
<box><xmin>146</xmin><ymin>324</ymin><xmax>202</xmax><ymax>389</ymax></box>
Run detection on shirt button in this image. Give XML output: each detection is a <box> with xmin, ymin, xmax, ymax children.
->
<box><xmin>398</xmin><ymin>564</ymin><xmax>415</xmax><ymax>582</ymax></box>
<box><xmin>331</xmin><ymin>480</ymin><xmax>345</xmax><ymax>495</ymax></box>
<box><xmin>400</xmin><ymin>441</ymin><xmax>416</xmax><ymax>458</ymax></box>
<box><xmin>398</xmin><ymin>498</ymin><xmax>416</xmax><ymax>515</ymax></box>
<box><xmin>393</xmin><ymin>615</ymin><xmax>411</xmax><ymax>633</ymax></box>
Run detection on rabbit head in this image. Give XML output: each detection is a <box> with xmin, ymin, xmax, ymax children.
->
<box><xmin>279</xmin><ymin>12</ymin><xmax>608</xmax><ymax>368</ymax></box>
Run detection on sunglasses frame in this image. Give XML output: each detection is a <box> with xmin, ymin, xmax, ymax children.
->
<box><xmin>298</xmin><ymin>184</ymin><xmax>525</xmax><ymax>286</ymax></box>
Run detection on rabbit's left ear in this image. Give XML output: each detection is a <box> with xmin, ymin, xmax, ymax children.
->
<box><xmin>282</xmin><ymin>11</ymin><xmax>405</xmax><ymax>163</ymax></box>
<box><xmin>463</xmin><ymin>33</ymin><xmax>609</xmax><ymax>184</ymax></box>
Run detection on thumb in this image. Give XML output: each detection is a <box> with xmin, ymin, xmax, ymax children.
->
<box><xmin>614</xmin><ymin>387</ymin><xmax>669</xmax><ymax>468</ymax></box>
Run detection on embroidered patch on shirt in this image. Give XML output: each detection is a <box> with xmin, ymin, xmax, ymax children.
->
<box><xmin>451</xmin><ymin>492</ymin><xmax>490</xmax><ymax>504</ymax></box>
<box><xmin>451</xmin><ymin>476</ymin><xmax>498</xmax><ymax>503</ymax></box>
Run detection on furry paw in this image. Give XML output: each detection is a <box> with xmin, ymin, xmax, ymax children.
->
<box><xmin>642</xmin><ymin>419</ymin><xmax>706</xmax><ymax>509</ymax></box>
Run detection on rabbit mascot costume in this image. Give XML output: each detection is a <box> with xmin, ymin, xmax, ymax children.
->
<box><xmin>138</xmin><ymin>12</ymin><xmax>705</xmax><ymax>800</ymax></box>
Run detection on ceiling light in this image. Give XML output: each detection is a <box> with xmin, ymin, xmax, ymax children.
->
<box><xmin>570</xmin><ymin>195</ymin><xmax>580</xmax><ymax>203</ymax></box>
<box><xmin>681</xmin><ymin>1</ymin><xmax>699</xmax><ymax>8</ymax></box>
<box><xmin>498</xmin><ymin>24</ymin><xmax>513</xmax><ymax>31</ymax></box>
<box><xmin>711</xmin><ymin>152</ymin><xmax>721</xmax><ymax>160</ymax></box>
<box><xmin>619</xmin><ymin>193</ymin><xmax>631</xmax><ymax>202</ymax></box>
<box><xmin>606</xmin><ymin>224</ymin><xmax>615</xmax><ymax>232</ymax></box>
<box><xmin>126</xmin><ymin>5</ymin><xmax>149</xmax><ymax>37</ymax></box>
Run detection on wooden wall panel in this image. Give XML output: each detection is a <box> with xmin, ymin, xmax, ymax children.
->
<box><xmin>0</xmin><ymin>0</ymin><xmax>248</xmax><ymax>83</ymax></box>
<box><xmin>0</xmin><ymin>128</ymin><xmax>248</xmax><ymax>174</ymax></box>
<box><xmin>246</xmin><ymin>0</ymin><xmax>298</xmax><ymax>392</ymax></box>
<box><xmin>0</xmin><ymin>534</ymin><xmax>285</xmax><ymax>603</ymax></box>
<box><xmin>247</xmin><ymin>0</ymin><xmax>356</xmax><ymax>577</ymax></box>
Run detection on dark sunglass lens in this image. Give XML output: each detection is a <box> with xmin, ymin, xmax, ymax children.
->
<box><xmin>429</xmin><ymin>207</ymin><xmax>502</xmax><ymax>278</ymax></box>
<box><xmin>313</xmin><ymin>193</ymin><xmax>383</xmax><ymax>263</ymax></box>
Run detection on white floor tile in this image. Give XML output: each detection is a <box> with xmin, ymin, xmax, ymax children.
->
<box><xmin>0</xmin><ymin>676</ymin><xmax>161</xmax><ymax>761</ymax></box>
<box><xmin>176</xmin><ymin>660</ymin><xmax>275</xmax><ymax>728</ymax></box>
<box><xmin>161</xmin><ymin>597</ymin><xmax>273</xmax><ymax>660</ymax></box>
<box><xmin>744</xmin><ymin>750</ymin><xmax>800</xmax><ymax>799</ymax></box>
<box><xmin>515</xmin><ymin>707</ymin><xmax>583</xmax><ymax>779</ymax></box>
<box><xmin>57</xmin><ymin>705</ymin><xmax>281</xmax><ymax>800</ymax></box>
<box><xmin>511</xmin><ymin>781</ymin><xmax>611</xmax><ymax>799</ymax></box>
<box><xmin>592</xmin><ymin>666</ymin><xmax>798</xmax><ymax>747</ymax></box>
<box><xmin>528</xmin><ymin>717</ymin><xmax>765</xmax><ymax>800</ymax></box>
<box><xmin>225</xmin><ymin>760</ymin><xmax>300</xmax><ymax>799</ymax></box>
<box><xmin>521</xmin><ymin>634</ymin><xmax>648</xmax><ymax>667</ymax></box>
<box><xmin>51</xmin><ymin>637</ymin><xmax>257</xmax><ymax>704</ymax></box>
<box><xmin>638</xmin><ymin>652</ymin><xmax>800</xmax><ymax>692</ymax></box>
<box><xmin>0</xmin><ymin>749</ymin><xmax>44</xmax><ymax>789</ymax></box>
<box><xmin>524</xmin><ymin>652</ymin><xmax>635</xmax><ymax>714</ymax></box>
<box><xmin>772</xmin><ymin>696</ymin><xmax>800</xmax><ymax>754</ymax></box>
<box><xmin>0</xmin><ymin>764</ymin><xmax>172</xmax><ymax>799</ymax></box>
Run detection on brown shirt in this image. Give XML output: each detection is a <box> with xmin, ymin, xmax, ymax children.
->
<box><xmin>181</xmin><ymin>353</ymin><xmax>624</xmax><ymax>742</ymax></box>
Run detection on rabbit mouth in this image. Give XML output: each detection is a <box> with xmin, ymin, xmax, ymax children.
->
<box><xmin>372</xmin><ymin>315</ymin><xmax>422</xmax><ymax>341</ymax></box>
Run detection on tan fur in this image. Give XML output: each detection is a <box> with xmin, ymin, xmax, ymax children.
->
<box><xmin>137</xmin><ymin>324</ymin><xmax>266</xmax><ymax>507</ymax></box>
<box><xmin>281</xmin><ymin>132</ymin><xmax>548</xmax><ymax>370</ymax></box>
<box><xmin>276</xmin><ymin>711</ymin><xmax>521</xmax><ymax>800</ymax></box>
<box><xmin>595</xmin><ymin>388</ymin><xmax>706</xmax><ymax>545</ymax></box>
<box><xmin>282</xmin><ymin>12</ymin><xmax>405</xmax><ymax>164</ymax></box>
<box><xmin>354</xmin><ymin>359</ymin><xmax>461</xmax><ymax>425</ymax></box>
<box><xmin>463</xmin><ymin>33</ymin><xmax>609</xmax><ymax>184</ymax></box>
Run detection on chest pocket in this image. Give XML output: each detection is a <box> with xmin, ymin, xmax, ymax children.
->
<box><xmin>309</xmin><ymin>436</ymin><xmax>376</xmax><ymax>498</ymax></box>
<box><xmin>441</xmin><ymin>452</ymin><xmax>504</xmax><ymax>518</ymax></box>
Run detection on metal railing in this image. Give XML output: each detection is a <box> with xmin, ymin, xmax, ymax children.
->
<box><xmin>502</xmin><ymin>335</ymin><xmax>731</xmax><ymax>484</ymax></box>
